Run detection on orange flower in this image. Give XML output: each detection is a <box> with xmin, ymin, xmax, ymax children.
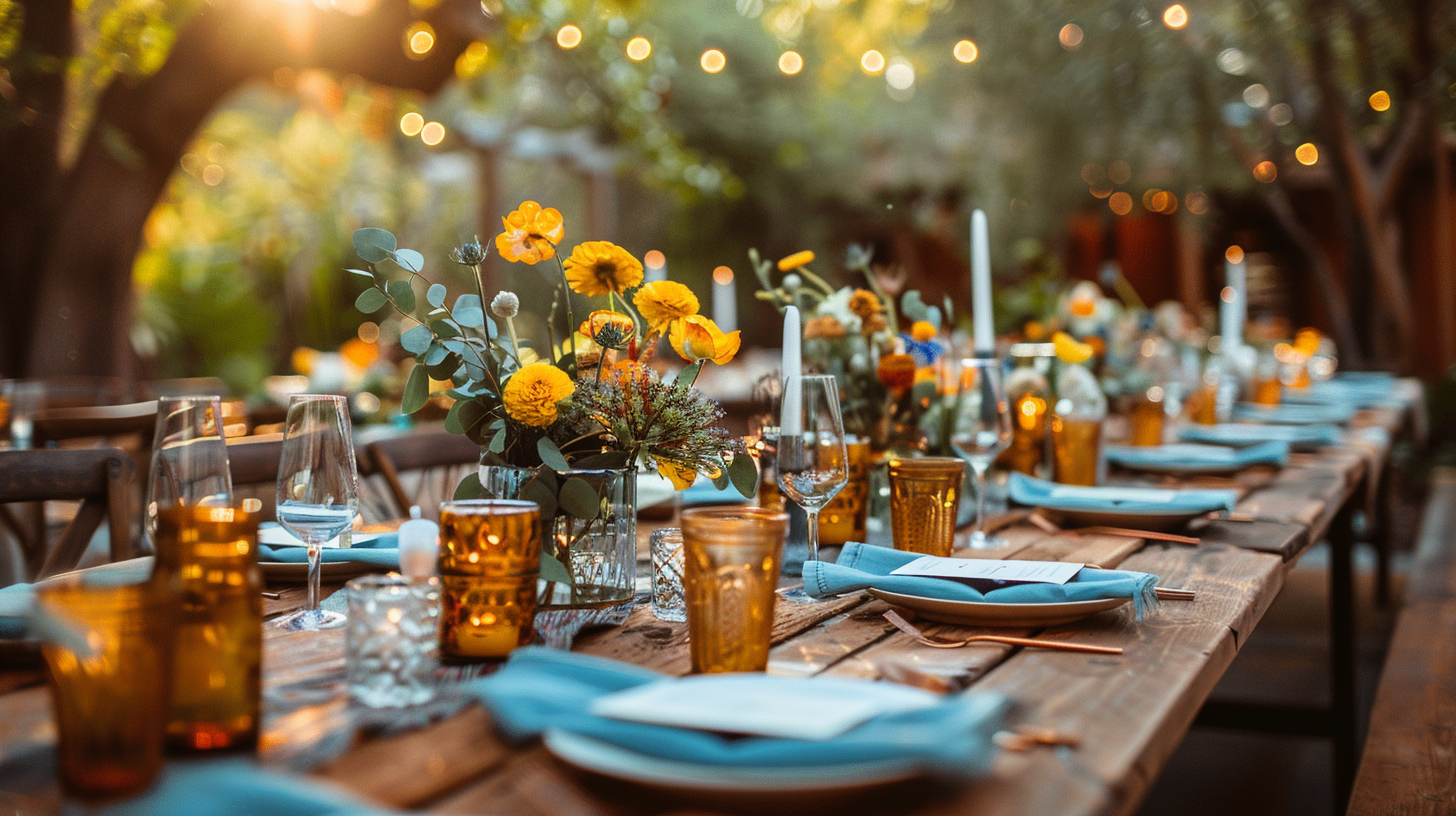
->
<box><xmin>563</xmin><ymin>241</ymin><xmax>643</xmax><ymax>296</ymax></box>
<box><xmin>494</xmin><ymin>201</ymin><xmax>564</xmax><ymax>264</ymax></box>
<box><xmin>607</xmin><ymin>360</ymin><xmax>649</xmax><ymax>387</ymax></box>
<box><xmin>1053</xmin><ymin>332</ymin><xmax>1094</xmax><ymax>364</ymax></box>
<box><xmin>633</xmin><ymin>280</ymin><xmax>700</xmax><ymax>332</ymax></box>
<box><xmin>669</xmin><ymin>315</ymin><xmax>741</xmax><ymax>365</ymax></box>
<box><xmin>657</xmin><ymin>459</ymin><xmax>699</xmax><ymax>490</ymax></box>
<box><xmin>578</xmin><ymin>310</ymin><xmax>636</xmax><ymax>347</ymax></box>
<box><xmin>910</xmin><ymin>321</ymin><xmax>937</xmax><ymax>343</ymax></box>
<box><xmin>777</xmin><ymin>250</ymin><xmax>815</xmax><ymax>271</ymax></box>
<box><xmin>1023</xmin><ymin>320</ymin><xmax>1048</xmax><ymax>341</ymax></box>
<box><xmin>877</xmin><ymin>353</ymin><xmax>917</xmax><ymax>391</ymax></box>
<box><xmin>848</xmin><ymin>289</ymin><xmax>882</xmax><ymax>319</ymax></box>
<box><xmin>502</xmin><ymin>362</ymin><xmax>575</xmax><ymax>427</ymax></box>
<box><xmin>803</xmin><ymin>315</ymin><xmax>847</xmax><ymax>339</ymax></box>
<box><xmin>861</xmin><ymin>313</ymin><xmax>889</xmax><ymax>337</ymax></box>
<box><xmin>340</xmin><ymin>338</ymin><xmax>379</xmax><ymax>369</ymax></box>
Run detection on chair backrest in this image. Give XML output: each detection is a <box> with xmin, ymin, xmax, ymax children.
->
<box><xmin>224</xmin><ymin>433</ymin><xmax>377</xmax><ymax>521</ymax></box>
<box><xmin>31</xmin><ymin>400</ymin><xmax>159</xmax><ymax>446</ymax></box>
<box><xmin>363</xmin><ymin>428</ymin><xmax>481</xmax><ymax>521</ymax></box>
<box><xmin>0</xmin><ymin>448</ymin><xmax>134</xmax><ymax>579</ymax></box>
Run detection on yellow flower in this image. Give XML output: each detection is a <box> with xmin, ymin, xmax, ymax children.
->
<box><xmin>914</xmin><ymin>366</ymin><xmax>937</xmax><ymax>385</ymax></box>
<box><xmin>657</xmin><ymin>459</ymin><xmax>699</xmax><ymax>490</ymax></box>
<box><xmin>1053</xmin><ymin>331</ymin><xmax>1094</xmax><ymax>365</ymax></box>
<box><xmin>777</xmin><ymin>250</ymin><xmax>815</xmax><ymax>271</ymax></box>
<box><xmin>803</xmin><ymin>315</ymin><xmax>847</xmax><ymax>339</ymax></box>
<box><xmin>502</xmin><ymin>362</ymin><xmax>575</xmax><ymax>427</ymax></box>
<box><xmin>910</xmin><ymin>321</ymin><xmax>937</xmax><ymax>343</ymax></box>
<box><xmin>848</xmin><ymin>289</ymin><xmax>882</xmax><ymax>319</ymax></box>
<box><xmin>291</xmin><ymin>347</ymin><xmax>318</xmax><ymax>376</ymax></box>
<box><xmin>877</xmin><ymin>354</ymin><xmax>917</xmax><ymax>391</ymax></box>
<box><xmin>669</xmin><ymin>315</ymin><xmax>741</xmax><ymax>365</ymax></box>
<box><xmin>1023</xmin><ymin>320</ymin><xmax>1047</xmax><ymax>341</ymax></box>
<box><xmin>1293</xmin><ymin>327</ymin><xmax>1322</xmax><ymax>356</ymax></box>
<box><xmin>563</xmin><ymin>241</ymin><xmax>643</xmax><ymax>297</ymax></box>
<box><xmin>494</xmin><ymin>201</ymin><xmax>565</xmax><ymax>265</ymax></box>
<box><xmin>578</xmin><ymin>310</ymin><xmax>636</xmax><ymax>347</ymax></box>
<box><xmin>633</xmin><ymin>280</ymin><xmax>700</xmax><ymax>331</ymax></box>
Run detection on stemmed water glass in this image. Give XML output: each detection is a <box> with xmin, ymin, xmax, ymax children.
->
<box><xmin>776</xmin><ymin>374</ymin><xmax>848</xmax><ymax>604</ymax></box>
<box><xmin>951</xmin><ymin>358</ymin><xmax>1013</xmax><ymax>549</ymax></box>
<box><xmin>272</xmin><ymin>395</ymin><xmax>359</xmax><ymax>632</ymax></box>
<box><xmin>144</xmin><ymin>396</ymin><xmax>234</xmax><ymax>548</ymax></box>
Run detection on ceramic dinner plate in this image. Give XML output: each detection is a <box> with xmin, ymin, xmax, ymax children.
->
<box><xmin>866</xmin><ymin>588</ymin><xmax>1129</xmax><ymax>628</ymax></box>
<box><xmin>1036</xmin><ymin>506</ymin><xmax>1210</xmax><ymax>532</ymax></box>
<box><xmin>541</xmin><ymin>729</ymin><xmax>920</xmax><ymax>806</ymax></box>
<box><xmin>259</xmin><ymin>560</ymin><xmax>383</xmax><ymax>583</ymax></box>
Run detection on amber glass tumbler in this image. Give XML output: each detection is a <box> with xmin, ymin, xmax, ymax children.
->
<box><xmin>1051</xmin><ymin>416</ymin><xmax>1103</xmax><ymax>486</ymax></box>
<box><xmin>888</xmin><ymin>457</ymin><xmax>966</xmax><ymax>557</ymax></box>
<box><xmin>36</xmin><ymin>578</ymin><xmax>173</xmax><ymax>801</ymax></box>
<box><xmin>681</xmin><ymin>507</ymin><xmax>788</xmax><ymax>673</ymax></box>
<box><xmin>817</xmin><ymin>435</ymin><xmax>872</xmax><ymax>545</ymax></box>
<box><xmin>152</xmin><ymin>506</ymin><xmax>261</xmax><ymax>752</ymax></box>
<box><xmin>438</xmin><ymin>500</ymin><xmax>541</xmax><ymax>660</ymax></box>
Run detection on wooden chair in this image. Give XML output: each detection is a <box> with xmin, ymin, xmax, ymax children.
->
<box><xmin>0</xmin><ymin>448</ymin><xmax>134</xmax><ymax>580</ymax></box>
<box><xmin>224</xmin><ymin>433</ymin><xmax>377</xmax><ymax>522</ymax></box>
<box><xmin>31</xmin><ymin>400</ymin><xmax>159</xmax><ymax>446</ymax></box>
<box><xmin>362</xmin><ymin>428</ymin><xmax>480</xmax><ymax>521</ymax></box>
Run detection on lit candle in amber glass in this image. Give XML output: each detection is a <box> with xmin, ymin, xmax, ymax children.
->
<box><xmin>438</xmin><ymin>500</ymin><xmax>540</xmax><ymax>661</ymax></box>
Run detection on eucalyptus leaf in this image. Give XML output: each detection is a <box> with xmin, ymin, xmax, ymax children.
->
<box><xmin>522</xmin><ymin>477</ymin><xmax>557</xmax><ymax>519</ymax></box>
<box><xmin>355</xmin><ymin>287</ymin><xmax>387</xmax><ymax>313</ymax></box>
<box><xmin>443</xmin><ymin>400</ymin><xmax>465</xmax><ymax>435</ymax></box>
<box><xmin>346</xmin><ymin>268</ymin><xmax>375</xmax><ymax>279</ymax></box>
<box><xmin>388</xmin><ymin>280</ymin><xmax>415</xmax><ymax>313</ymax></box>
<box><xmin>728</xmin><ymin>452</ymin><xmax>759</xmax><ymax>498</ymax></box>
<box><xmin>536</xmin><ymin>437</ymin><xmax>570</xmax><ymax>471</ymax></box>
<box><xmin>425</xmin><ymin>353</ymin><xmax>461</xmax><ymax>381</ymax></box>
<box><xmin>573</xmin><ymin>450</ymin><xmax>632</xmax><ymax>470</ymax></box>
<box><xmin>539</xmin><ymin>553</ymin><xmax>574</xmax><ymax>586</ymax></box>
<box><xmin>401</xmin><ymin>365</ymin><xmax>430</xmax><ymax>414</ymax></box>
<box><xmin>424</xmin><ymin>341</ymin><xmax>449</xmax><ymax>365</ymax></box>
<box><xmin>489</xmin><ymin>428</ymin><xmax>507</xmax><ymax>453</ymax></box>
<box><xmin>393</xmin><ymin>248</ymin><xmax>424</xmax><ymax>275</ymax></box>
<box><xmin>427</xmin><ymin>283</ymin><xmax>447</xmax><ymax>308</ymax></box>
<box><xmin>432</xmin><ymin>320</ymin><xmax>461</xmax><ymax>339</ymax></box>
<box><xmin>455</xmin><ymin>399</ymin><xmax>491</xmax><ymax>442</ymax></box>
<box><xmin>401</xmin><ymin>324</ymin><xmax>433</xmax><ymax>354</ymax></box>
<box><xmin>558</xmin><ymin>477</ymin><xmax>603</xmax><ymax>519</ymax></box>
<box><xmin>353</xmin><ymin>228</ymin><xmax>397</xmax><ymax>263</ymax></box>
<box><xmin>926</xmin><ymin>305</ymin><xmax>942</xmax><ymax>332</ymax></box>
<box><xmin>901</xmin><ymin>290</ymin><xmax>929</xmax><ymax>322</ymax></box>
<box><xmin>454</xmin><ymin>295</ymin><xmax>485</xmax><ymax>328</ymax></box>
<box><xmin>453</xmin><ymin>473</ymin><xmax>487</xmax><ymax>501</ymax></box>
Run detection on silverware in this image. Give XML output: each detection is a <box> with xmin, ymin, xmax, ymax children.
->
<box><xmin>1075</xmin><ymin>526</ymin><xmax>1200</xmax><ymax>545</ymax></box>
<box><xmin>1154</xmin><ymin>587</ymin><xmax>1196</xmax><ymax>601</ymax></box>
<box><xmin>883</xmin><ymin>610</ymin><xmax>1124</xmax><ymax>655</ymax></box>
<box><xmin>261</xmin><ymin>590</ymin><xmax>283</xmax><ymax>600</ymax></box>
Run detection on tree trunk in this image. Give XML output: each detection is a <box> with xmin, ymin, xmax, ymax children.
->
<box><xmin>16</xmin><ymin>0</ymin><xmax>488</xmax><ymax>379</ymax></box>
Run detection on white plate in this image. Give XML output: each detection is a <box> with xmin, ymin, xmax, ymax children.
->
<box><xmin>542</xmin><ymin>729</ymin><xmax>920</xmax><ymax>806</ymax></box>
<box><xmin>866</xmin><ymin>588</ymin><xmax>1128</xmax><ymax>627</ymax></box>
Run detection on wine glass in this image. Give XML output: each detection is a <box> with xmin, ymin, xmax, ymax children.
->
<box><xmin>272</xmin><ymin>395</ymin><xmax>359</xmax><ymax>632</ymax></box>
<box><xmin>145</xmin><ymin>396</ymin><xmax>234</xmax><ymax>549</ymax></box>
<box><xmin>950</xmin><ymin>358</ymin><xmax>1013</xmax><ymax>549</ymax></box>
<box><xmin>777</xmin><ymin>375</ymin><xmax>848</xmax><ymax>604</ymax></box>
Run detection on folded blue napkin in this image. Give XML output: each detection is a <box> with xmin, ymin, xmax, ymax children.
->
<box><xmin>1232</xmin><ymin>402</ymin><xmax>1355</xmax><ymax>425</ymax></box>
<box><xmin>1179</xmin><ymin>422</ymin><xmax>1342</xmax><ymax>450</ymax></box>
<box><xmin>1283</xmin><ymin>380</ymin><xmax>1399</xmax><ymax>408</ymax></box>
<box><xmin>1008</xmin><ymin>472</ymin><xmax>1238</xmax><ymax>516</ymax></box>
<box><xmin>1333</xmin><ymin>371</ymin><xmax>1395</xmax><ymax>384</ymax></box>
<box><xmin>1</xmin><ymin>559</ymin><xmax>156</xmax><ymax>640</ymax></box>
<box><xmin>1105</xmin><ymin>441</ymin><xmax>1288</xmax><ymax>473</ymax></box>
<box><xmin>101</xmin><ymin>758</ymin><xmax>394</xmax><ymax>816</ymax></box>
<box><xmin>803</xmin><ymin>542</ymin><xmax>1159</xmax><ymax>620</ymax></box>
<box><xmin>463</xmin><ymin>647</ymin><xmax>1008</xmax><ymax>780</ymax></box>
<box><xmin>257</xmin><ymin>524</ymin><xmax>399</xmax><ymax>567</ymax></box>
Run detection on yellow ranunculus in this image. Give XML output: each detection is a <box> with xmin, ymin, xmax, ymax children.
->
<box><xmin>563</xmin><ymin>241</ymin><xmax>644</xmax><ymax>297</ymax></box>
<box><xmin>657</xmin><ymin>459</ymin><xmax>699</xmax><ymax>490</ymax></box>
<box><xmin>777</xmin><ymin>250</ymin><xmax>815</xmax><ymax>271</ymax></box>
<box><xmin>669</xmin><ymin>315</ymin><xmax>741</xmax><ymax>365</ymax></box>
<box><xmin>910</xmin><ymin>321</ymin><xmax>937</xmax><ymax>343</ymax></box>
<box><xmin>494</xmin><ymin>201</ymin><xmax>565</xmax><ymax>265</ymax></box>
<box><xmin>502</xmin><ymin>362</ymin><xmax>575</xmax><ymax>427</ymax></box>
<box><xmin>633</xmin><ymin>280</ymin><xmax>700</xmax><ymax>331</ymax></box>
<box><xmin>1052</xmin><ymin>331</ymin><xmax>1094</xmax><ymax>365</ymax></box>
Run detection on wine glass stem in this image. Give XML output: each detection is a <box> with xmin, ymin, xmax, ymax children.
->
<box><xmin>306</xmin><ymin>542</ymin><xmax>322</xmax><ymax>612</ymax></box>
<box><xmin>971</xmin><ymin>464</ymin><xmax>989</xmax><ymax>536</ymax></box>
<box><xmin>805</xmin><ymin>507</ymin><xmax>821</xmax><ymax>563</ymax></box>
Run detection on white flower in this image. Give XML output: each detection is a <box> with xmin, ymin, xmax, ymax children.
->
<box><xmin>815</xmin><ymin>286</ymin><xmax>862</xmax><ymax>333</ymax></box>
<box><xmin>491</xmin><ymin>291</ymin><xmax>520</xmax><ymax>318</ymax></box>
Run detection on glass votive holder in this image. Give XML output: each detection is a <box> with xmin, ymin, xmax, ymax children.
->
<box><xmin>437</xmin><ymin>500</ymin><xmax>540</xmax><ymax>661</ymax></box>
<box><xmin>35</xmin><ymin>576</ymin><xmax>173</xmax><ymax>802</ymax></box>
<box><xmin>888</xmin><ymin>457</ymin><xmax>967</xmax><ymax>557</ymax></box>
<box><xmin>345</xmin><ymin>574</ymin><xmax>440</xmax><ymax>708</ymax></box>
<box><xmin>151</xmin><ymin>505</ymin><xmax>262</xmax><ymax>752</ymax></box>
<box><xmin>681</xmin><ymin>507</ymin><xmax>788</xmax><ymax>674</ymax></box>
<box><xmin>649</xmin><ymin>528</ymin><xmax>686</xmax><ymax>623</ymax></box>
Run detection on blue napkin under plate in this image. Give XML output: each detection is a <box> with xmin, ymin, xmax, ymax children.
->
<box><xmin>1008</xmin><ymin>472</ymin><xmax>1238</xmax><ymax>517</ymax></box>
<box><xmin>1105</xmin><ymin>441</ymin><xmax>1288</xmax><ymax>473</ymax></box>
<box><xmin>1179</xmin><ymin>422</ymin><xmax>1342</xmax><ymax>450</ymax></box>
<box><xmin>802</xmin><ymin>542</ymin><xmax>1159</xmax><ymax>620</ymax></box>
<box><xmin>463</xmin><ymin>646</ymin><xmax>1008</xmax><ymax>781</ymax></box>
<box><xmin>257</xmin><ymin>523</ymin><xmax>399</xmax><ymax>567</ymax></box>
<box><xmin>1232</xmin><ymin>402</ymin><xmax>1355</xmax><ymax>425</ymax></box>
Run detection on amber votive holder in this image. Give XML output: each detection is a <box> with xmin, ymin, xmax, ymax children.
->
<box><xmin>1052</xmin><ymin>416</ymin><xmax>1103</xmax><ymax>486</ymax></box>
<box><xmin>152</xmin><ymin>506</ymin><xmax>262</xmax><ymax>753</ymax></box>
<box><xmin>681</xmin><ymin>507</ymin><xmax>788</xmax><ymax>674</ymax></box>
<box><xmin>888</xmin><ymin>457</ymin><xmax>966</xmax><ymax>557</ymax></box>
<box><xmin>36</xmin><ymin>577</ymin><xmax>173</xmax><ymax>802</ymax></box>
<box><xmin>438</xmin><ymin>500</ymin><xmax>541</xmax><ymax>661</ymax></box>
<box><xmin>1128</xmin><ymin>388</ymin><xmax>1166</xmax><ymax>447</ymax></box>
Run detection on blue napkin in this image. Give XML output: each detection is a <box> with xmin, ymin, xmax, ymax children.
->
<box><xmin>0</xmin><ymin>582</ymin><xmax>32</xmax><ymax>639</ymax></box>
<box><xmin>1232</xmin><ymin>402</ymin><xmax>1355</xmax><ymax>425</ymax></box>
<box><xmin>803</xmin><ymin>542</ymin><xmax>1159</xmax><ymax>620</ymax></box>
<box><xmin>1</xmin><ymin>559</ymin><xmax>156</xmax><ymax>640</ymax></box>
<box><xmin>1008</xmin><ymin>472</ymin><xmax>1237</xmax><ymax>516</ymax></box>
<box><xmin>680</xmin><ymin>480</ymin><xmax>751</xmax><ymax>508</ymax></box>
<box><xmin>463</xmin><ymin>647</ymin><xmax>1008</xmax><ymax>780</ymax></box>
<box><xmin>1283</xmin><ymin>380</ymin><xmax>1398</xmax><ymax>408</ymax></box>
<box><xmin>257</xmin><ymin>524</ymin><xmax>399</xmax><ymax>567</ymax></box>
<box><xmin>1178</xmin><ymin>422</ymin><xmax>1341</xmax><ymax>450</ymax></box>
<box><xmin>1105</xmin><ymin>441</ymin><xmax>1288</xmax><ymax>473</ymax></box>
<box><xmin>100</xmin><ymin>758</ymin><xmax>394</xmax><ymax>816</ymax></box>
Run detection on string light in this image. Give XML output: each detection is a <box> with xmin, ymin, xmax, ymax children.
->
<box><xmin>778</xmin><ymin>50</ymin><xmax>803</xmax><ymax>75</ymax></box>
<box><xmin>557</xmin><ymin>24</ymin><xmax>582</xmax><ymax>49</ymax></box>
<box><xmin>860</xmin><ymin>49</ymin><xmax>885</xmax><ymax>74</ymax></box>
<box><xmin>700</xmin><ymin>48</ymin><xmax>726</xmax><ymax>73</ymax></box>
<box><xmin>421</xmin><ymin>122</ymin><xmax>446</xmax><ymax>146</ymax></box>
<box><xmin>1162</xmin><ymin>4</ymin><xmax>1188</xmax><ymax>29</ymax></box>
<box><xmin>1226</xmin><ymin>245</ymin><xmax>1245</xmax><ymax>264</ymax></box>
<box><xmin>399</xmin><ymin>112</ymin><xmax>424</xmax><ymax>136</ymax></box>
<box><xmin>1252</xmin><ymin>160</ymin><xmax>1277</xmax><ymax>183</ymax></box>
<box><xmin>1059</xmin><ymin>24</ymin><xmax>1083</xmax><ymax>50</ymax></box>
<box><xmin>626</xmin><ymin>36</ymin><xmax>652</xmax><ymax>61</ymax></box>
<box><xmin>1109</xmin><ymin>191</ymin><xmax>1132</xmax><ymax>215</ymax></box>
<box><xmin>405</xmin><ymin>21</ymin><xmax>435</xmax><ymax>58</ymax></box>
<box><xmin>953</xmin><ymin>40</ymin><xmax>978</xmax><ymax>63</ymax></box>
<box><xmin>1295</xmin><ymin>143</ymin><xmax>1319</xmax><ymax>165</ymax></box>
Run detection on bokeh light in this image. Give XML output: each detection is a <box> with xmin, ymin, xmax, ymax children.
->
<box><xmin>1221</xmin><ymin>286</ymin><xmax>1237</xmax><ymax>303</ymax></box>
<box><xmin>644</xmin><ymin>250</ymin><xmax>666</xmax><ymax>268</ymax></box>
<box><xmin>712</xmin><ymin>266</ymin><xmax>734</xmax><ymax>285</ymax></box>
<box><xmin>1243</xmin><ymin>83</ymin><xmax>1269</xmax><ymax>108</ymax></box>
<box><xmin>1253</xmin><ymin>160</ymin><xmax>1277</xmax><ymax>183</ymax></box>
<box><xmin>420</xmin><ymin>122</ymin><xmax>446</xmax><ymax>146</ymax></box>
<box><xmin>1162</xmin><ymin>4</ymin><xmax>1188</xmax><ymax>28</ymax></box>
<box><xmin>454</xmin><ymin>41</ymin><xmax>488</xmax><ymax>79</ymax></box>
<box><xmin>885</xmin><ymin>59</ymin><xmax>915</xmax><ymax>90</ymax></box>
<box><xmin>1369</xmin><ymin>90</ymin><xmax>1390</xmax><ymax>111</ymax></box>
<box><xmin>778</xmin><ymin>50</ymin><xmax>803</xmax><ymax>75</ymax></box>
<box><xmin>626</xmin><ymin>37</ymin><xmax>652</xmax><ymax>61</ymax></box>
<box><xmin>700</xmin><ymin>48</ymin><xmax>726</xmax><ymax>73</ymax></box>
<box><xmin>1226</xmin><ymin>245</ymin><xmax>1245</xmax><ymax>264</ymax></box>
<box><xmin>1108</xmin><ymin>160</ymin><xmax>1131</xmax><ymax>184</ymax></box>
<box><xmin>405</xmin><ymin>22</ymin><xmax>435</xmax><ymax>59</ymax></box>
<box><xmin>1295</xmin><ymin>143</ymin><xmax>1319</xmax><ymax>165</ymax></box>
<box><xmin>399</xmin><ymin>112</ymin><xmax>424</xmax><ymax>136</ymax></box>
<box><xmin>557</xmin><ymin>24</ymin><xmax>582</xmax><ymax>49</ymax></box>
<box><xmin>953</xmin><ymin>40</ymin><xmax>978</xmax><ymax>63</ymax></box>
<box><xmin>860</xmin><ymin>49</ymin><xmax>885</xmax><ymax>74</ymax></box>
<box><xmin>1059</xmin><ymin>24</ymin><xmax>1084</xmax><ymax>50</ymax></box>
<box><xmin>1109</xmin><ymin>191</ymin><xmax>1132</xmax><ymax>215</ymax></box>
<box><xmin>1186</xmin><ymin>191</ymin><xmax>1209</xmax><ymax>214</ymax></box>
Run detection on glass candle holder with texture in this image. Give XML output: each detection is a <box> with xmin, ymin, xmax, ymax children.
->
<box><xmin>816</xmin><ymin>435</ymin><xmax>871</xmax><ymax>546</ymax></box>
<box><xmin>649</xmin><ymin>528</ymin><xmax>686</xmax><ymax>623</ymax></box>
<box><xmin>438</xmin><ymin>500</ymin><xmax>540</xmax><ymax>661</ymax></box>
<box><xmin>36</xmin><ymin>577</ymin><xmax>173</xmax><ymax>801</ymax></box>
<box><xmin>346</xmin><ymin>575</ymin><xmax>440</xmax><ymax>707</ymax></box>
<box><xmin>888</xmin><ymin>457</ymin><xmax>966</xmax><ymax>557</ymax></box>
<box><xmin>151</xmin><ymin>506</ymin><xmax>261</xmax><ymax>753</ymax></box>
<box><xmin>681</xmin><ymin>507</ymin><xmax>788</xmax><ymax>674</ymax></box>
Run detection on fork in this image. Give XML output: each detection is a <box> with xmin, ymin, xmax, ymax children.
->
<box><xmin>883</xmin><ymin>610</ymin><xmax>1124</xmax><ymax>654</ymax></box>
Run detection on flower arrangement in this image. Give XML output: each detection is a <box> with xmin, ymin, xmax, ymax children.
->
<box><xmin>347</xmin><ymin>201</ymin><xmax>755</xmax><ymax>584</ymax></box>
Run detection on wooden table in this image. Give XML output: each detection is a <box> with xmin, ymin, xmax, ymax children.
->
<box><xmin>0</xmin><ymin>382</ymin><xmax>1423</xmax><ymax>816</ymax></box>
